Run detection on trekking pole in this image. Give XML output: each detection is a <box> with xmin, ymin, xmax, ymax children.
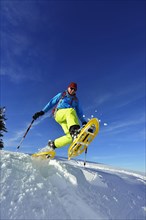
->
<box><xmin>17</xmin><ymin>119</ymin><xmax>35</xmax><ymax>149</ymax></box>
<box><xmin>84</xmin><ymin>147</ymin><xmax>88</xmax><ymax>166</ymax></box>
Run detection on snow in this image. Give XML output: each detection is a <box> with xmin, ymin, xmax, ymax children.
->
<box><xmin>103</xmin><ymin>123</ymin><xmax>108</xmax><ymax>126</ymax></box>
<box><xmin>0</xmin><ymin>151</ymin><xmax>146</xmax><ymax>220</ymax></box>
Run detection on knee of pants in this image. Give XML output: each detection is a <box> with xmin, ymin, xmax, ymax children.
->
<box><xmin>54</xmin><ymin>133</ymin><xmax>72</xmax><ymax>148</ymax></box>
<box><xmin>65</xmin><ymin>133</ymin><xmax>73</xmax><ymax>143</ymax></box>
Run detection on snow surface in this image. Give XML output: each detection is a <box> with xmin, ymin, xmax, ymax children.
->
<box><xmin>0</xmin><ymin>150</ymin><xmax>146</xmax><ymax>220</ymax></box>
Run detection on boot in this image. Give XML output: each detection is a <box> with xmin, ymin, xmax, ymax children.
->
<box><xmin>47</xmin><ymin>140</ymin><xmax>56</xmax><ymax>151</ymax></box>
<box><xmin>39</xmin><ymin>140</ymin><xmax>56</xmax><ymax>152</ymax></box>
<box><xmin>69</xmin><ymin>125</ymin><xmax>80</xmax><ymax>141</ymax></box>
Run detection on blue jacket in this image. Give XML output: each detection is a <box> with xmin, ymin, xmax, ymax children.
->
<box><xmin>42</xmin><ymin>90</ymin><xmax>86</xmax><ymax>123</ymax></box>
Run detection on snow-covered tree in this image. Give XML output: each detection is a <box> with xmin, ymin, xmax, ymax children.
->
<box><xmin>0</xmin><ymin>107</ymin><xmax>7</xmax><ymax>149</ymax></box>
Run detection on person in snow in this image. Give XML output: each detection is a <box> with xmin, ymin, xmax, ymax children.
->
<box><xmin>33</xmin><ymin>82</ymin><xmax>87</xmax><ymax>151</ymax></box>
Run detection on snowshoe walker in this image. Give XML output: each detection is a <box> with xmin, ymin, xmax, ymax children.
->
<box><xmin>32</xmin><ymin>118</ymin><xmax>99</xmax><ymax>160</ymax></box>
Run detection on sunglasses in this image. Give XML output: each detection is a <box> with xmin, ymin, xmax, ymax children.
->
<box><xmin>70</xmin><ymin>87</ymin><xmax>77</xmax><ymax>91</ymax></box>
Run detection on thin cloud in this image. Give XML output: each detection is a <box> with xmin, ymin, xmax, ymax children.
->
<box><xmin>91</xmin><ymin>153</ymin><xmax>142</xmax><ymax>161</ymax></box>
<box><xmin>4</xmin><ymin>112</ymin><xmax>52</xmax><ymax>147</ymax></box>
<box><xmin>102</xmin><ymin>115</ymin><xmax>145</xmax><ymax>133</ymax></box>
<box><xmin>1</xmin><ymin>1</ymin><xmax>57</xmax><ymax>83</ymax></box>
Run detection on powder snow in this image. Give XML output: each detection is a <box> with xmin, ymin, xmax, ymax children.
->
<box><xmin>0</xmin><ymin>151</ymin><xmax>146</xmax><ymax>220</ymax></box>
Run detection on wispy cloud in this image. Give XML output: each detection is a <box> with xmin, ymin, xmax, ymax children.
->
<box><xmin>1</xmin><ymin>26</ymin><xmax>42</xmax><ymax>83</ymax></box>
<box><xmin>98</xmin><ymin>83</ymin><xmax>145</xmax><ymax>108</ymax></box>
<box><xmin>4</xmin><ymin>112</ymin><xmax>52</xmax><ymax>148</ymax></box>
<box><xmin>84</xmin><ymin>81</ymin><xmax>145</xmax><ymax>118</ymax></box>
<box><xmin>91</xmin><ymin>153</ymin><xmax>144</xmax><ymax>161</ymax></box>
<box><xmin>100</xmin><ymin>114</ymin><xmax>145</xmax><ymax>143</ymax></box>
<box><xmin>102</xmin><ymin>116</ymin><xmax>144</xmax><ymax>134</ymax></box>
<box><xmin>1</xmin><ymin>0</ymin><xmax>40</xmax><ymax>29</ymax></box>
<box><xmin>1</xmin><ymin>1</ymin><xmax>56</xmax><ymax>83</ymax></box>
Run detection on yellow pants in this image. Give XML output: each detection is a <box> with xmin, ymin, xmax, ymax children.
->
<box><xmin>54</xmin><ymin>108</ymin><xmax>80</xmax><ymax>148</ymax></box>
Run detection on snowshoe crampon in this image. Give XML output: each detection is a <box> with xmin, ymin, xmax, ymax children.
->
<box><xmin>68</xmin><ymin>118</ymin><xmax>99</xmax><ymax>160</ymax></box>
<box><xmin>32</xmin><ymin>150</ymin><xmax>56</xmax><ymax>159</ymax></box>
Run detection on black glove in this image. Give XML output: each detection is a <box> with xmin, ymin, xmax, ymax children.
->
<box><xmin>33</xmin><ymin>111</ymin><xmax>44</xmax><ymax>120</ymax></box>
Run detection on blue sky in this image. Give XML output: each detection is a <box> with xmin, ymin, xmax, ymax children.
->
<box><xmin>1</xmin><ymin>0</ymin><xmax>145</xmax><ymax>172</ymax></box>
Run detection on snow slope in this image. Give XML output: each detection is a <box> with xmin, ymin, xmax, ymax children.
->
<box><xmin>0</xmin><ymin>151</ymin><xmax>146</xmax><ymax>220</ymax></box>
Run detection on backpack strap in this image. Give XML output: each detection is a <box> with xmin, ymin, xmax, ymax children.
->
<box><xmin>52</xmin><ymin>91</ymin><xmax>67</xmax><ymax>117</ymax></box>
<box><xmin>52</xmin><ymin>91</ymin><xmax>78</xmax><ymax>117</ymax></box>
<box><xmin>70</xmin><ymin>94</ymin><xmax>78</xmax><ymax>105</ymax></box>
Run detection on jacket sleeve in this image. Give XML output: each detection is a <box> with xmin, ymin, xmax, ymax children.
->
<box><xmin>75</xmin><ymin>102</ymin><xmax>86</xmax><ymax>124</ymax></box>
<box><xmin>42</xmin><ymin>93</ymin><xmax>62</xmax><ymax>113</ymax></box>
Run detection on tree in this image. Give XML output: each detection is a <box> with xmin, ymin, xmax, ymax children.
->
<box><xmin>0</xmin><ymin>107</ymin><xmax>7</xmax><ymax>149</ymax></box>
